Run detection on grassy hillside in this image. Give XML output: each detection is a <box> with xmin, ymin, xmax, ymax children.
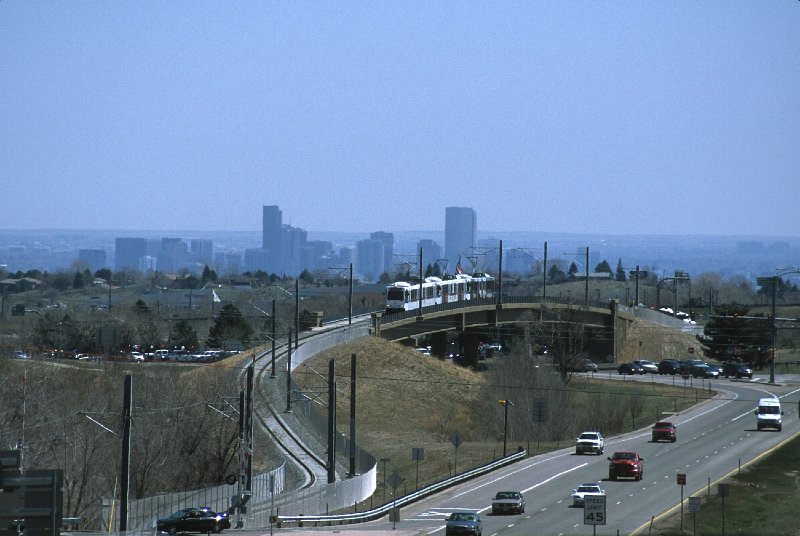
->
<box><xmin>299</xmin><ymin>322</ymin><xmax>708</xmax><ymax>504</ymax></box>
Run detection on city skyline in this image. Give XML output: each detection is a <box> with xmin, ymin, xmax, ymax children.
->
<box><xmin>1</xmin><ymin>3</ymin><xmax>798</xmax><ymax>238</ymax></box>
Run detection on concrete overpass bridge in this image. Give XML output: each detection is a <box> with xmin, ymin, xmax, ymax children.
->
<box><xmin>370</xmin><ymin>296</ymin><xmax>636</xmax><ymax>368</ymax></box>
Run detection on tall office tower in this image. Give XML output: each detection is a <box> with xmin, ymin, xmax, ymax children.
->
<box><xmin>159</xmin><ymin>238</ymin><xmax>188</xmax><ymax>274</ymax></box>
<box><xmin>262</xmin><ymin>205</ymin><xmax>283</xmax><ymax>251</ymax></box>
<box><xmin>417</xmin><ymin>239</ymin><xmax>443</xmax><ymax>274</ymax></box>
<box><xmin>78</xmin><ymin>249</ymin><xmax>108</xmax><ymax>272</ymax></box>
<box><xmin>445</xmin><ymin>207</ymin><xmax>476</xmax><ymax>273</ymax></box>
<box><xmin>115</xmin><ymin>237</ymin><xmax>147</xmax><ymax>271</ymax></box>
<box><xmin>189</xmin><ymin>239</ymin><xmax>214</xmax><ymax>266</ymax></box>
<box><xmin>355</xmin><ymin>239</ymin><xmax>385</xmax><ymax>283</ymax></box>
<box><xmin>370</xmin><ymin>231</ymin><xmax>394</xmax><ymax>274</ymax></box>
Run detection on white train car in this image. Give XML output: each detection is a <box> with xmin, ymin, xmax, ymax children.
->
<box><xmin>385</xmin><ymin>273</ymin><xmax>495</xmax><ymax>313</ymax></box>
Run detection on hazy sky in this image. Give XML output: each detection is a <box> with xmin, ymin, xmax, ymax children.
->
<box><xmin>2</xmin><ymin>2</ymin><xmax>798</xmax><ymax>237</ymax></box>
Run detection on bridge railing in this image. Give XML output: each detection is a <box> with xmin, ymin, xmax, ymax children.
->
<box><xmin>381</xmin><ymin>295</ymin><xmax>610</xmax><ymax>324</ymax></box>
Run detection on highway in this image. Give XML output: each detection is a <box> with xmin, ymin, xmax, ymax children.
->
<box><xmin>346</xmin><ymin>373</ymin><xmax>800</xmax><ymax>536</ymax></box>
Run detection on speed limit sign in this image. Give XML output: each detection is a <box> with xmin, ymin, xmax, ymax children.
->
<box><xmin>584</xmin><ymin>495</ymin><xmax>606</xmax><ymax>525</ymax></box>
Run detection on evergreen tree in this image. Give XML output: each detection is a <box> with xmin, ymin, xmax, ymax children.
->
<box><xmin>170</xmin><ymin>319</ymin><xmax>199</xmax><ymax>350</ymax></box>
<box><xmin>549</xmin><ymin>264</ymin><xmax>567</xmax><ymax>283</ymax></box>
<box><xmin>698</xmin><ymin>304</ymin><xmax>772</xmax><ymax>367</ymax></box>
<box><xmin>299</xmin><ymin>269</ymin><xmax>314</xmax><ymax>284</ymax></box>
<box><xmin>73</xmin><ymin>270</ymin><xmax>87</xmax><ymax>289</ymax></box>
<box><xmin>201</xmin><ymin>265</ymin><xmax>218</xmax><ymax>284</ymax></box>
<box><xmin>94</xmin><ymin>268</ymin><xmax>113</xmax><ymax>282</ymax></box>
<box><xmin>207</xmin><ymin>304</ymin><xmax>253</xmax><ymax>348</ymax></box>
<box><xmin>615</xmin><ymin>259</ymin><xmax>627</xmax><ymax>282</ymax></box>
<box><xmin>594</xmin><ymin>260</ymin><xmax>613</xmax><ymax>274</ymax></box>
<box><xmin>568</xmin><ymin>262</ymin><xmax>579</xmax><ymax>277</ymax></box>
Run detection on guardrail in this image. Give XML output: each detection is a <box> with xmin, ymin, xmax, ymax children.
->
<box><xmin>274</xmin><ymin>448</ymin><xmax>527</xmax><ymax>528</ymax></box>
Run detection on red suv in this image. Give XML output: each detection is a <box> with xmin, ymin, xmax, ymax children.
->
<box><xmin>608</xmin><ymin>451</ymin><xmax>644</xmax><ymax>481</ymax></box>
<box><xmin>652</xmin><ymin>421</ymin><xmax>677</xmax><ymax>442</ymax></box>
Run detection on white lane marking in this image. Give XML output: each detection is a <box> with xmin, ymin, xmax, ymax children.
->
<box><xmin>521</xmin><ymin>463</ymin><xmax>589</xmax><ymax>494</ymax></box>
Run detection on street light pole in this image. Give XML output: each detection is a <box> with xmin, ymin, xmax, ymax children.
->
<box><xmin>543</xmin><ymin>241</ymin><xmax>547</xmax><ymax>303</ymax></box>
<box><xmin>770</xmin><ymin>275</ymin><xmax>777</xmax><ymax>385</ymax></box>
<box><xmin>499</xmin><ymin>399</ymin><xmax>513</xmax><ymax>457</ymax></box>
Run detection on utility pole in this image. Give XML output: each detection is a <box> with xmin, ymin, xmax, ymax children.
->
<box><xmin>771</xmin><ymin>275</ymin><xmax>777</xmax><ymax>384</ymax></box>
<box><xmin>348</xmin><ymin>263</ymin><xmax>353</xmax><ymax>324</ymax></box>
<box><xmin>349</xmin><ymin>354</ymin><xmax>357</xmax><ymax>477</ymax></box>
<box><xmin>270</xmin><ymin>299</ymin><xmax>276</xmax><ymax>378</ymax></box>
<box><xmin>542</xmin><ymin>241</ymin><xmax>547</xmax><ymax>303</ymax></box>
<box><xmin>584</xmin><ymin>246</ymin><xmax>589</xmax><ymax>306</ymax></box>
<box><xmin>294</xmin><ymin>280</ymin><xmax>299</xmax><ymax>352</ymax></box>
<box><xmin>327</xmin><ymin>359</ymin><xmax>337</xmax><ymax>484</ymax></box>
<box><xmin>119</xmin><ymin>375</ymin><xmax>132</xmax><ymax>533</ymax></box>
<box><xmin>285</xmin><ymin>329</ymin><xmax>292</xmax><ymax>413</ymax></box>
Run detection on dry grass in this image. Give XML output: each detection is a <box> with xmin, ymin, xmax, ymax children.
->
<box><xmin>296</xmin><ymin>321</ymin><xmax>707</xmax><ymax>503</ymax></box>
<box><xmin>618</xmin><ymin>320</ymin><xmax>705</xmax><ymax>362</ymax></box>
<box><xmin>294</xmin><ymin>336</ymin><xmax>494</xmax><ymax>494</ymax></box>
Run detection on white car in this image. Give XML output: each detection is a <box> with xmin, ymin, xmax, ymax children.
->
<box><xmin>131</xmin><ymin>352</ymin><xmax>145</xmax><ymax>362</ymax></box>
<box><xmin>572</xmin><ymin>483</ymin><xmax>605</xmax><ymax>507</ymax></box>
<box><xmin>575</xmin><ymin>431</ymin><xmax>604</xmax><ymax>455</ymax></box>
<box><xmin>633</xmin><ymin>359</ymin><xmax>658</xmax><ymax>374</ymax></box>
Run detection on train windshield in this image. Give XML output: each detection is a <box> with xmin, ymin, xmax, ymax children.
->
<box><xmin>387</xmin><ymin>288</ymin><xmax>406</xmax><ymax>300</ymax></box>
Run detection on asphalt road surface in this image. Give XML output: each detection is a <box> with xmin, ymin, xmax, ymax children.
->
<box><xmin>330</xmin><ymin>373</ymin><xmax>800</xmax><ymax>536</ymax></box>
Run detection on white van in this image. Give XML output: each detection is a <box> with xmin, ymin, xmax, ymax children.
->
<box><xmin>755</xmin><ymin>397</ymin><xmax>783</xmax><ymax>431</ymax></box>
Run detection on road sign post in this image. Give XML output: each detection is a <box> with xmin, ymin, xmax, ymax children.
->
<box><xmin>584</xmin><ymin>495</ymin><xmax>606</xmax><ymax>536</ymax></box>
<box><xmin>677</xmin><ymin>473</ymin><xmax>686</xmax><ymax>530</ymax></box>
<box><xmin>688</xmin><ymin>496</ymin><xmax>701</xmax><ymax>536</ymax></box>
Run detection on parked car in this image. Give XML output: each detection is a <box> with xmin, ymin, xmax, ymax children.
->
<box><xmin>691</xmin><ymin>363</ymin><xmax>719</xmax><ymax>379</ymax></box>
<box><xmin>618</xmin><ymin>362</ymin><xmax>645</xmax><ymax>375</ymax></box>
<box><xmin>156</xmin><ymin>508</ymin><xmax>231</xmax><ymax>534</ymax></box>
<box><xmin>14</xmin><ymin>350</ymin><xmax>30</xmax><ymax>359</ymax></box>
<box><xmin>491</xmin><ymin>491</ymin><xmax>525</xmax><ymax>515</ymax></box>
<box><xmin>570</xmin><ymin>358</ymin><xmax>598</xmax><ymax>373</ymax></box>
<box><xmin>575</xmin><ymin>431</ymin><xmax>604</xmax><ymax>455</ymax></box>
<box><xmin>722</xmin><ymin>362</ymin><xmax>753</xmax><ymax>379</ymax></box>
<box><xmin>632</xmin><ymin>359</ymin><xmax>658</xmax><ymax>374</ymax></box>
<box><xmin>130</xmin><ymin>352</ymin><xmax>145</xmax><ymax>362</ymax></box>
<box><xmin>571</xmin><ymin>482</ymin><xmax>605</xmax><ymax>507</ymax></box>
<box><xmin>607</xmin><ymin>451</ymin><xmax>644</xmax><ymax>481</ymax></box>
<box><xmin>658</xmin><ymin>359</ymin><xmax>681</xmax><ymax>375</ymax></box>
<box><xmin>680</xmin><ymin>359</ymin><xmax>706</xmax><ymax>375</ymax></box>
<box><xmin>651</xmin><ymin>421</ymin><xmax>677</xmax><ymax>442</ymax></box>
<box><xmin>445</xmin><ymin>511</ymin><xmax>482</xmax><ymax>536</ymax></box>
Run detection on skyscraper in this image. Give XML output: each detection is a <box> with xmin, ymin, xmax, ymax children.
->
<box><xmin>262</xmin><ymin>205</ymin><xmax>282</xmax><ymax>251</ymax></box>
<box><xmin>355</xmin><ymin>239</ymin><xmax>385</xmax><ymax>283</ymax></box>
<box><xmin>417</xmin><ymin>239</ymin><xmax>443</xmax><ymax>274</ymax></box>
<box><xmin>115</xmin><ymin>237</ymin><xmax>147</xmax><ymax>271</ymax></box>
<box><xmin>370</xmin><ymin>231</ymin><xmax>394</xmax><ymax>274</ymax></box>
<box><xmin>445</xmin><ymin>207</ymin><xmax>476</xmax><ymax>273</ymax></box>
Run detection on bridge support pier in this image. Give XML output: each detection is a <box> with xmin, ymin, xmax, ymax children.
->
<box><xmin>462</xmin><ymin>331</ymin><xmax>482</xmax><ymax>369</ymax></box>
<box><xmin>430</xmin><ymin>332</ymin><xmax>448</xmax><ymax>359</ymax></box>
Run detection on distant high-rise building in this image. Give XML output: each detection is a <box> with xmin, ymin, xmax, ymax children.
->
<box><xmin>159</xmin><ymin>238</ymin><xmax>188</xmax><ymax>274</ymax></box>
<box><xmin>115</xmin><ymin>238</ymin><xmax>147</xmax><ymax>271</ymax></box>
<box><xmin>78</xmin><ymin>249</ymin><xmax>107</xmax><ymax>272</ymax></box>
<box><xmin>356</xmin><ymin>239</ymin><xmax>385</xmax><ymax>283</ymax></box>
<box><xmin>243</xmin><ymin>248</ymin><xmax>273</xmax><ymax>274</ymax></box>
<box><xmin>417</xmin><ymin>239</ymin><xmax>443</xmax><ymax>274</ymax></box>
<box><xmin>189</xmin><ymin>239</ymin><xmax>214</xmax><ymax>265</ymax></box>
<box><xmin>262</xmin><ymin>205</ymin><xmax>282</xmax><ymax>251</ymax></box>
<box><xmin>445</xmin><ymin>207</ymin><xmax>476</xmax><ymax>273</ymax></box>
<box><xmin>370</xmin><ymin>231</ymin><xmax>394</xmax><ymax>274</ymax></box>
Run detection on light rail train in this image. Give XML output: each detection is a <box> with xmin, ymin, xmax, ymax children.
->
<box><xmin>385</xmin><ymin>272</ymin><xmax>495</xmax><ymax>313</ymax></box>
